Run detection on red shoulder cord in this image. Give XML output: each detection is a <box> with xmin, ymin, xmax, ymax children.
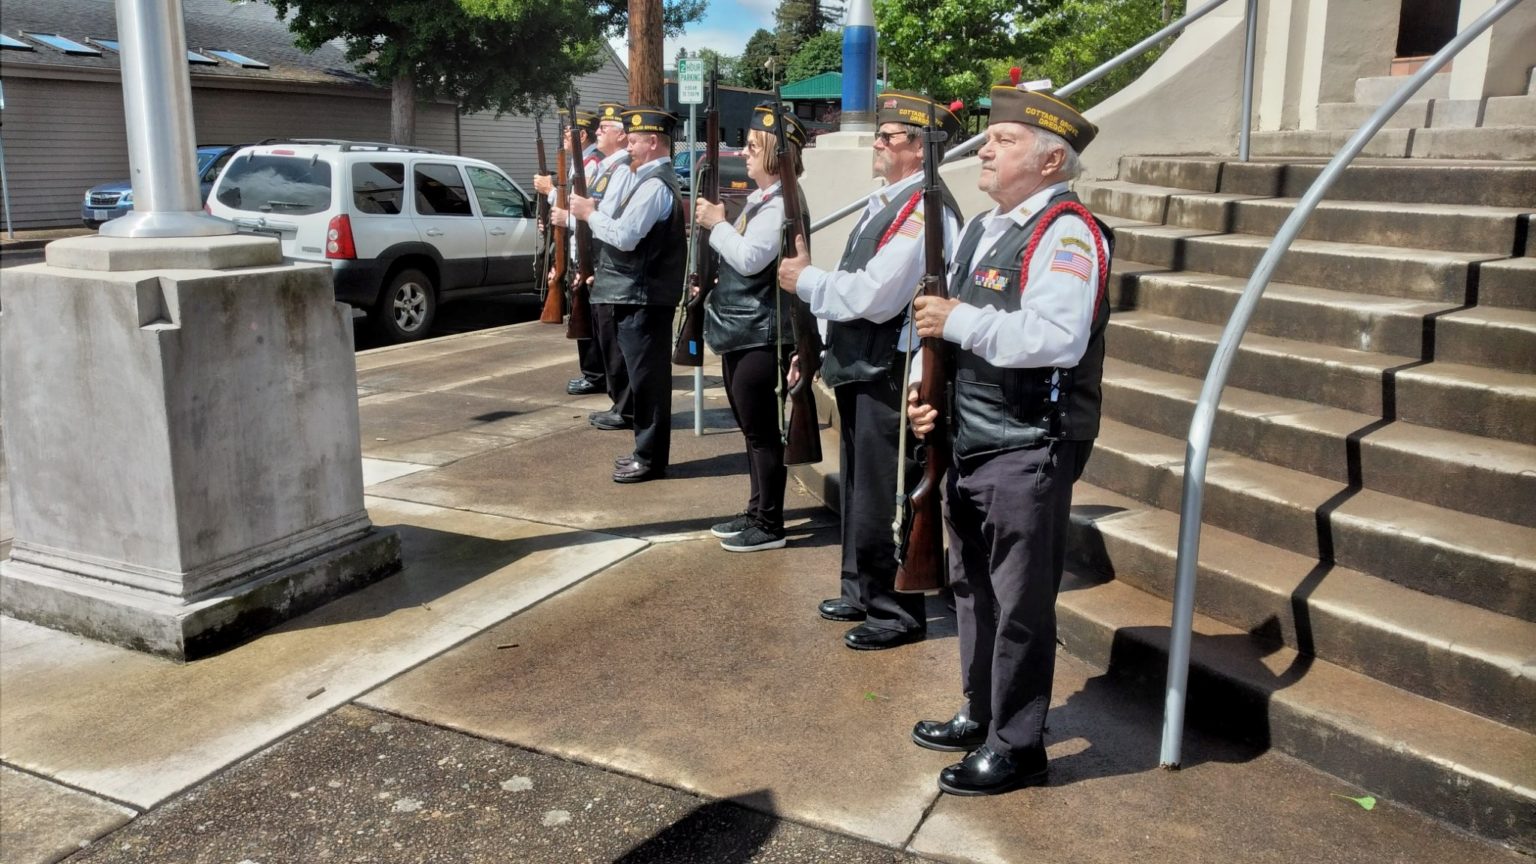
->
<box><xmin>875</xmin><ymin>190</ymin><xmax>925</xmax><ymax>251</ymax></box>
<box><xmin>1019</xmin><ymin>200</ymin><xmax>1110</xmax><ymax>317</ymax></box>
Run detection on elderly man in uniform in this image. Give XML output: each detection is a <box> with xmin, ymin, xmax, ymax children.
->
<box><xmin>777</xmin><ymin>91</ymin><xmax>963</xmax><ymax>651</ymax></box>
<box><xmin>905</xmin><ymin>83</ymin><xmax>1110</xmax><ymax>795</ymax></box>
<box><xmin>555</xmin><ymin>106</ymin><xmax>687</xmax><ymax>483</ymax></box>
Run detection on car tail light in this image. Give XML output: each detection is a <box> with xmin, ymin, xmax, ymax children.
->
<box><xmin>326</xmin><ymin>214</ymin><xmax>356</xmax><ymax>259</ymax></box>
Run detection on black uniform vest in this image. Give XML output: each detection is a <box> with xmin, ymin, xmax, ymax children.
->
<box><xmin>704</xmin><ymin>188</ymin><xmax>809</xmax><ymax>355</ymax></box>
<box><xmin>948</xmin><ymin>191</ymin><xmax>1113</xmax><ymax>459</ymax></box>
<box><xmin>821</xmin><ymin>178</ymin><xmax>960</xmax><ymax>388</ymax></box>
<box><xmin>592</xmin><ymin>162</ymin><xmax>688</xmax><ymax>307</ymax></box>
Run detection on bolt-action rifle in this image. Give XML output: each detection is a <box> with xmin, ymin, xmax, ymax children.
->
<box><xmin>537</xmin><ymin>114</ymin><xmax>566</xmax><ymax>324</ymax></box>
<box><xmin>565</xmin><ymin>92</ymin><xmax>594</xmax><ymax>341</ymax></box>
<box><xmin>775</xmin><ymin>88</ymin><xmax>823</xmax><ymax>466</ymax></box>
<box><xmin>672</xmin><ymin>63</ymin><xmax>720</xmax><ymax>365</ymax></box>
<box><xmin>894</xmin><ymin>101</ymin><xmax>952</xmax><ymax>594</ymax></box>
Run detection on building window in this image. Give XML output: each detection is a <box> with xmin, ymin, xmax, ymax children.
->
<box><xmin>206</xmin><ymin>49</ymin><xmax>269</xmax><ymax>69</ymax></box>
<box><xmin>23</xmin><ymin>33</ymin><xmax>100</xmax><ymax>55</ymax></box>
<box><xmin>0</xmin><ymin>34</ymin><xmax>35</xmax><ymax>51</ymax></box>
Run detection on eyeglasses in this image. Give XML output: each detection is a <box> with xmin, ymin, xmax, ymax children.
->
<box><xmin>874</xmin><ymin>130</ymin><xmax>912</xmax><ymax>146</ymax></box>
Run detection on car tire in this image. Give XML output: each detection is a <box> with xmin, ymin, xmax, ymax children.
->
<box><xmin>373</xmin><ymin>268</ymin><xmax>437</xmax><ymax>343</ymax></box>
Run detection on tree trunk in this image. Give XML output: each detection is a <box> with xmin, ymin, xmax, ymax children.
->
<box><xmin>628</xmin><ymin>0</ymin><xmax>664</xmax><ymax>105</ymax></box>
<box><xmin>392</xmin><ymin>71</ymin><xmax>417</xmax><ymax>145</ymax></box>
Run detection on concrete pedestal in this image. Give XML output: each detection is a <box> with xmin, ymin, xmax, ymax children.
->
<box><xmin>0</xmin><ymin>235</ymin><xmax>401</xmax><ymax>659</ymax></box>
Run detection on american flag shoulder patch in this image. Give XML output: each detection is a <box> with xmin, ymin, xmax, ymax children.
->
<box><xmin>896</xmin><ymin>209</ymin><xmax>925</xmax><ymax>239</ymax></box>
<box><xmin>1048</xmin><ymin>248</ymin><xmax>1093</xmax><ymax>280</ymax></box>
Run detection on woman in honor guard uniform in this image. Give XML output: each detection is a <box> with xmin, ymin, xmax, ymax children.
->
<box><xmin>694</xmin><ymin>104</ymin><xmax>811</xmax><ymax>552</ymax></box>
<box><xmin>906</xmin><ymin>82</ymin><xmax>1111</xmax><ymax>795</ymax></box>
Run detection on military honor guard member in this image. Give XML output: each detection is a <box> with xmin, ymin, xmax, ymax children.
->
<box><xmin>776</xmin><ymin>91</ymin><xmax>964</xmax><ymax>650</ymax></box>
<box><xmin>583</xmin><ymin>102</ymin><xmax>638</xmax><ymax>420</ymax></box>
<box><xmin>533</xmin><ymin>107</ymin><xmax>609</xmax><ymax>397</ymax></box>
<box><xmin>555</xmin><ymin>106</ymin><xmax>687</xmax><ymax>483</ymax></box>
<box><xmin>695</xmin><ymin>104</ymin><xmax>811</xmax><ymax>552</ymax></box>
<box><xmin>905</xmin><ymin>83</ymin><xmax>1110</xmax><ymax>794</ymax></box>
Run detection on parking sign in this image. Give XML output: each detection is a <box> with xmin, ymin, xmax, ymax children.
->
<box><xmin>678</xmin><ymin>58</ymin><xmax>704</xmax><ymax>105</ymax></box>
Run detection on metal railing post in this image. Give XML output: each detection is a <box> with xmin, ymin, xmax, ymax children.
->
<box><xmin>1158</xmin><ymin>0</ymin><xmax>1527</xmax><ymax>769</ymax></box>
<box><xmin>1239</xmin><ymin>0</ymin><xmax>1258</xmax><ymax>161</ymax></box>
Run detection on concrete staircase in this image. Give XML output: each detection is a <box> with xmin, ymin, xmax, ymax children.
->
<box><xmin>1254</xmin><ymin>69</ymin><xmax>1536</xmax><ymax>159</ymax></box>
<box><xmin>1072</xmin><ymin>155</ymin><xmax>1535</xmax><ymax>852</ymax></box>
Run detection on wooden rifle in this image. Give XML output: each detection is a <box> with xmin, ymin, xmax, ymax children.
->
<box><xmin>537</xmin><ymin>114</ymin><xmax>566</xmax><ymax>324</ymax></box>
<box><xmin>775</xmin><ymin>87</ymin><xmax>823</xmax><ymax>466</ymax></box>
<box><xmin>565</xmin><ymin>92</ymin><xmax>594</xmax><ymax>341</ymax></box>
<box><xmin>894</xmin><ymin>101</ymin><xmax>952</xmax><ymax>594</ymax></box>
<box><xmin>672</xmin><ymin>62</ymin><xmax>720</xmax><ymax>365</ymax></box>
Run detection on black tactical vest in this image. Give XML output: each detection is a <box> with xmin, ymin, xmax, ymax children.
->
<box><xmin>948</xmin><ymin>191</ymin><xmax>1113</xmax><ymax>460</ymax></box>
<box><xmin>821</xmin><ymin>178</ymin><xmax>960</xmax><ymax>388</ymax></box>
<box><xmin>592</xmin><ymin>162</ymin><xmax>688</xmax><ymax>307</ymax></box>
<box><xmin>704</xmin><ymin>188</ymin><xmax>808</xmax><ymax>355</ymax></box>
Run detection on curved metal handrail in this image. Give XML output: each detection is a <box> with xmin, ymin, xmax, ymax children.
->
<box><xmin>808</xmin><ymin>0</ymin><xmax>1239</xmax><ymax>234</ymax></box>
<box><xmin>1158</xmin><ymin>0</ymin><xmax>1529</xmax><ymax>768</ymax></box>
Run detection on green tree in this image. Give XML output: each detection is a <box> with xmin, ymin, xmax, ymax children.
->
<box><xmin>785</xmin><ymin>30</ymin><xmax>843</xmax><ymax>85</ymax></box>
<box><xmin>696</xmin><ymin>48</ymin><xmax>740</xmax><ymax>87</ymax></box>
<box><xmin>873</xmin><ymin>0</ymin><xmax>1052</xmax><ymax>108</ymax></box>
<box><xmin>261</xmin><ymin>0</ymin><xmax>706</xmax><ymax>144</ymax></box>
<box><xmin>775</xmin><ymin>0</ymin><xmax>843</xmax><ymax>59</ymax></box>
<box><xmin>733</xmin><ymin>28</ymin><xmax>778</xmax><ymax>90</ymax></box>
<box><xmin>1014</xmin><ymin>0</ymin><xmax>1173</xmax><ymax>109</ymax></box>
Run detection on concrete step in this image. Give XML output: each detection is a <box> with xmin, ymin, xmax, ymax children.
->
<box><xmin>1250</xmin><ymin>129</ymin><xmax>1414</xmax><ymax>159</ymax></box>
<box><xmin>1411</xmin><ymin>125</ymin><xmax>1536</xmax><ymax>160</ymax></box>
<box><xmin>1316</xmin><ymin>100</ymin><xmax>1432</xmax><ymax>131</ymax></box>
<box><xmin>1098</xmin><ymin>357</ymin><xmax>1536</xmax><ymax>528</ymax></box>
<box><xmin>1083</xmin><ymin>417</ymin><xmax>1536</xmax><ymax>621</ymax></box>
<box><xmin>1483</xmin><ymin>94</ymin><xmax>1536</xmax><ymax>126</ymax></box>
<box><xmin>1480</xmin><ymin>257</ymin><xmax>1536</xmax><ymax>310</ymax></box>
<box><xmin>1067</xmin><ymin>484</ymin><xmax>1536</xmax><ymax>732</ymax></box>
<box><xmin>1107</xmin><ymin>266</ymin><xmax>1453</xmax><ymax>356</ymax></box>
<box><xmin>1436</xmin><ymin>304</ymin><xmax>1536</xmax><ymax>372</ymax></box>
<box><xmin>1106</xmin><ymin>309</ymin><xmax>1535</xmax><ymax>444</ymax></box>
<box><xmin>1054</xmin><ymin>572</ymin><xmax>1536</xmax><ymax>851</ymax></box>
<box><xmin>1082</xmin><ymin>181</ymin><xmax>1529</xmax><ymax>254</ymax></box>
<box><xmin>1354</xmin><ymin>73</ymin><xmax>1450</xmax><ymax>104</ymax></box>
<box><xmin>1105</xmin><ymin>218</ymin><xmax>1501</xmax><ymax>302</ymax></box>
<box><xmin>1119</xmin><ymin>156</ymin><xmax>1536</xmax><ymax>208</ymax></box>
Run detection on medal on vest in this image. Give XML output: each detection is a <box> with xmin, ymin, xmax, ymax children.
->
<box><xmin>972</xmin><ymin>267</ymin><xmax>1011</xmax><ymax>292</ymax></box>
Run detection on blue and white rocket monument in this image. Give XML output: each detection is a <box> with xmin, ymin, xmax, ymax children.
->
<box><xmin>840</xmin><ymin>0</ymin><xmax>877</xmax><ymax>131</ymax></box>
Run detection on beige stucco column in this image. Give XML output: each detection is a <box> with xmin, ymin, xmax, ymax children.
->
<box><xmin>1448</xmin><ymin>0</ymin><xmax>1536</xmax><ymax>99</ymax></box>
<box><xmin>1293</xmin><ymin>0</ymin><xmax>1401</xmax><ymax>128</ymax></box>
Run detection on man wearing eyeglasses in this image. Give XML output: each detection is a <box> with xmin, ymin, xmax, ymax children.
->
<box><xmin>776</xmin><ymin>90</ymin><xmax>963</xmax><ymax>651</ymax></box>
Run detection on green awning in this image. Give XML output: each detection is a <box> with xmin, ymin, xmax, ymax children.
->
<box><xmin>780</xmin><ymin>72</ymin><xmax>887</xmax><ymax>101</ymax></box>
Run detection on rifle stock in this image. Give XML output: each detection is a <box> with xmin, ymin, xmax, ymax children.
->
<box><xmin>538</xmin><ymin>127</ymin><xmax>566</xmax><ymax>324</ymax></box>
<box><xmin>894</xmin><ymin>103</ymin><xmax>952</xmax><ymax>595</ymax></box>
<box><xmin>565</xmin><ymin>92</ymin><xmax>594</xmax><ymax>341</ymax></box>
<box><xmin>775</xmin><ymin>88</ymin><xmax>823</xmax><ymax>466</ymax></box>
<box><xmin>672</xmin><ymin>65</ymin><xmax>720</xmax><ymax>366</ymax></box>
<box><xmin>544</xmin><ymin>143</ymin><xmax>570</xmax><ymax>324</ymax></box>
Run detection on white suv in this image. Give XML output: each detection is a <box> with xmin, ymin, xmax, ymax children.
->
<box><xmin>208</xmin><ymin>140</ymin><xmax>539</xmax><ymax>342</ymax></box>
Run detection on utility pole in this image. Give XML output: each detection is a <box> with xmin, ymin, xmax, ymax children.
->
<box><xmin>628</xmin><ymin>0</ymin><xmax>664</xmax><ymax>105</ymax></box>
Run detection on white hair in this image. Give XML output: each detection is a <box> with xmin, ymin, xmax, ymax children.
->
<box><xmin>1030</xmin><ymin>127</ymin><xmax>1082</xmax><ymax>180</ymax></box>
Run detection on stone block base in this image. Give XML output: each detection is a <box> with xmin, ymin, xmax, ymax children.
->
<box><xmin>2</xmin><ymin>528</ymin><xmax>401</xmax><ymax>660</ymax></box>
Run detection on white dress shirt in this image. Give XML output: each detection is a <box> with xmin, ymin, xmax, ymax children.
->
<box><xmin>708</xmin><ymin>181</ymin><xmax>783</xmax><ymax>275</ymax></box>
<box><xmin>941</xmin><ymin>181</ymin><xmax>1101</xmax><ymax>370</ymax></box>
<box><xmin>795</xmin><ymin>171</ymin><xmax>959</xmax><ymax>348</ymax></box>
<box><xmin>586</xmin><ymin>158</ymin><xmax>670</xmax><ymax>251</ymax></box>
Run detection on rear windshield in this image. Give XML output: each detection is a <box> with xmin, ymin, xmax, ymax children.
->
<box><xmin>215</xmin><ymin>153</ymin><xmax>333</xmax><ymax>215</ymax></box>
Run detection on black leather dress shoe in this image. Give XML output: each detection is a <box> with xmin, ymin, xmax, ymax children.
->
<box><xmin>818</xmin><ymin>598</ymin><xmax>866</xmax><ymax>622</ymax></box>
<box><xmin>589</xmin><ymin>411</ymin><xmax>632</xmax><ymax>430</ymax></box>
<box><xmin>912</xmin><ymin>706</ymin><xmax>987</xmax><ymax>752</ymax></box>
<box><xmin>613</xmin><ymin>462</ymin><xmax>665</xmax><ymax>483</ymax></box>
<box><xmin>567</xmin><ymin>378</ymin><xmax>601</xmax><ymax>396</ymax></box>
<box><xmin>843</xmin><ymin>622</ymin><xmax>924</xmax><ymax>651</ymax></box>
<box><xmin>937</xmin><ymin>745</ymin><xmax>1048</xmax><ymax>796</ymax></box>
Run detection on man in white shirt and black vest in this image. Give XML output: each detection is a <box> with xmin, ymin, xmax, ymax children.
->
<box><xmin>777</xmin><ymin>91</ymin><xmax>963</xmax><ymax>651</ymax></box>
<box><xmin>556</xmin><ymin>106</ymin><xmax>687</xmax><ymax>483</ymax></box>
<box><xmin>906</xmin><ymin>82</ymin><xmax>1111</xmax><ymax>795</ymax></box>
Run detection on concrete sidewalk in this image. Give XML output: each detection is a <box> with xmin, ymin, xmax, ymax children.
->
<box><xmin>0</xmin><ymin>322</ymin><xmax>1520</xmax><ymax>863</ymax></box>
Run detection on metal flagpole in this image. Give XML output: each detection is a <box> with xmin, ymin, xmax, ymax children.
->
<box><xmin>690</xmin><ymin>91</ymin><xmax>703</xmax><ymax>436</ymax></box>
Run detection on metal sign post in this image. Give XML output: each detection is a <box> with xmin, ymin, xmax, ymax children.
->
<box><xmin>0</xmin><ymin>81</ymin><xmax>13</xmax><ymax>239</ymax></box>
<box><xmin>678</xmin><ymin>55</ymin><xmax>705</xmax><ymax>435</ymax></box>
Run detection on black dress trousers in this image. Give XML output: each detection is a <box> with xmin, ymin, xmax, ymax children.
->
<box><xmin>834</xmin><ymin>378</ymin><xmax>926</xmax><ymax>634</ymax></box>
<box><xmin>614</xmin><ymin>303</ymin><xmax>676</xmax><ymax>469</ymax></box>
<box><xmin>576</xmin><ymin>336</ymin><xmax>605</xmax><ymax>386</ymax></box>
<box><xmin>721</xmin><ymin>345</ymin><xmax>791</xmax><ymax>530</ymax></box>
<box><xmin>945</xmin><ymin>440</ymin><xmax>1092</xmax><ymax>759</ymax></box>
<box><xmin>592</xmin><ymin>302</ymin><xmax>632</xmax><ymax>420</ymax></box>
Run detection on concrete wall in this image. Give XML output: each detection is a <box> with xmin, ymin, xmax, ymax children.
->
<box><xmin>1449</xmin><ymin>0</ymin><xmax>1536</xmax><ymax>99</ymax></box>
